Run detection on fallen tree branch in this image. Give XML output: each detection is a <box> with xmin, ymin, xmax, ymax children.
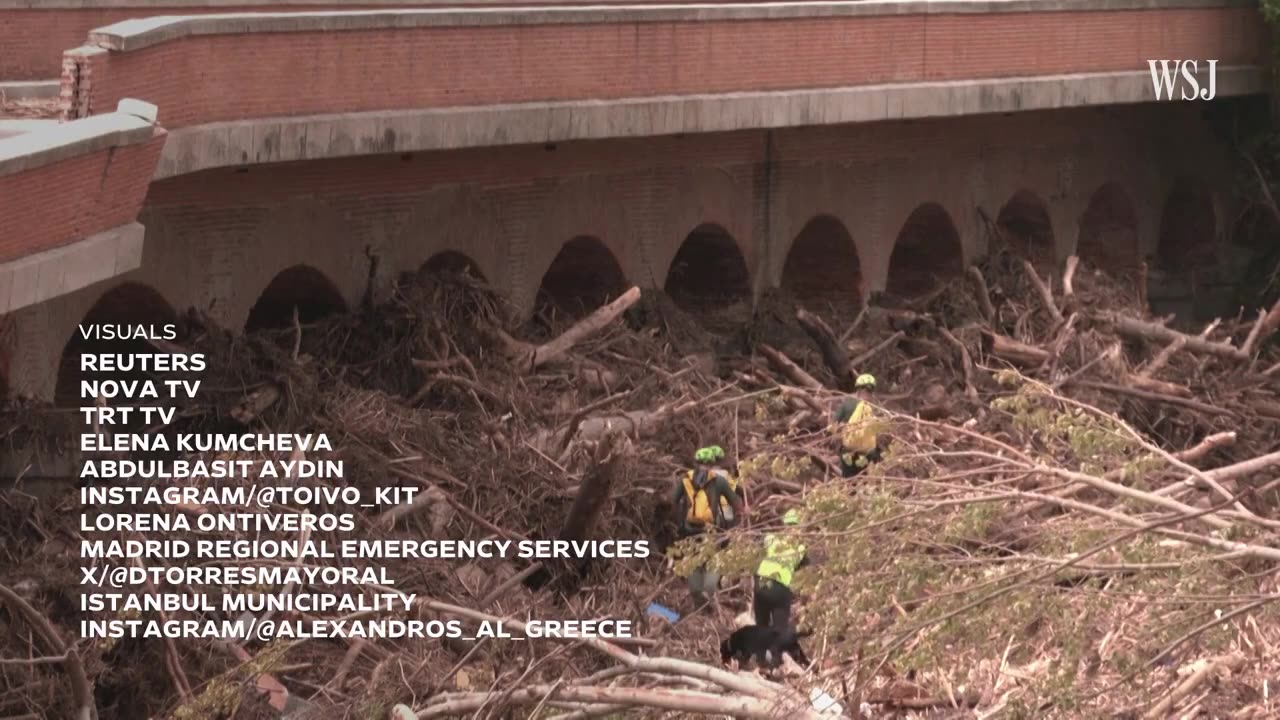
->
<box><xmin>1067</xmin><ymin>380</ymin><xmax>1233</xmax><ymax>416</ymax></box>
<box><xmin>758</xmin><ymin>343</ymin><xmax>823</xmax><ymax>391</ymax></box>
<box><xmin>528</xmin><ymin>287</ymin><xmax>642</xmax><ymax>370</ymax></box>
<box><xmin>838</xmin><ymin>305</ymin><xmax>869</xmax><ymax>345</ymax></box>
<box><xmin>796</xmin><ymin>307</ymin><xmax>853</xmax><ymax>390</ymax></box>
<box><xmin>1142</xmin><ymin>653</ymin><xmax>1246</xmax><ymax>719</ymax></box>
<box><xmin>1022</xmin><ymin>259</ymin><xmax>1064</xmax><ymax>326</ymax></box>
<box><xmin>937</xmin><ymin>327</ymin><xmax>978</xmax><ymax>401</ymax></box>
<box><xmin>966</xmin><ymin>267</ymin><xmax>995</xmax><ymax>323</ymax></box>
<box><xmin>1136</xmin><ymin>337</ymin><xmax>1185</xmax><ymax>379</ymax></box>
<box><xmin>1103</xmin><ymin>313</ymin><xmax>1247</xmax><ymax>361</ymax></box>
<box><xmin>1063</xmin><ymin>255</ymin><xmax>1079</xmax><ymax>297</ymax></box>
<box><xmin>847</xmin><ymin>331</ymin><xmax>905</xmax><ymax>371</ymax></box>
<box><xmin>416</xmin><ymin>683</ymin><xmax>819</xmax><ymax>719</ymax></box>
<box><xmin>982</xmin><ymin>331</ymin><xmax>1050</xmax><ymax>368</ymax></box>
<box><xmin>0</xmin><ymin>583</ymin><xmax>96</xmax><ymax>720</ymax></box>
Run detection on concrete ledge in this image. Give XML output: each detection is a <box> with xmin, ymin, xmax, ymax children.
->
<box><xmin>0</xmin><ymin>108</ymin><xmax>155</xmax><ymax>177</ymax></box>
<box><xmin>0</xmin><ymin>120</ymin><xmax>58</xmax><ymax>139</ymax></box>
<box><xmin>87</xmin><ymin>0</ymin><xmax>1258</xmax><ymax>52</ymax></box>
<box><xmin>155</xmin><ymin>65</ymin><xmax>1267</xmax><ymax>179</ymax></box>
<box><xmin>0</xmin><ymin>81</ymin><xmax>60</xmax><ymax>101</ymax></box>
<box><xmin>0</xmin><ymin>221</ymin><xmax>144</xmax><ymax>314</ymax></box>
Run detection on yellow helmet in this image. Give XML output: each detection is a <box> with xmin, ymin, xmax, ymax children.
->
<box><xmin>855</xmin><ymin>374</ymin><xmax>876</xmax><ymax>389</ymax></box>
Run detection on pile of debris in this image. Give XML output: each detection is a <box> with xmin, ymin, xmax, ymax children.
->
<box><xmin>2</xmin><ymin>244</ymin><xmax>1279</xmax><ymax>719</ymax></box>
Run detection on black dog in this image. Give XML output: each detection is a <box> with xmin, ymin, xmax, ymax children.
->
<box><xmin>720</xmin><ymin>625</ymin><xmax>811</xmax><ymax>670</ymax></box>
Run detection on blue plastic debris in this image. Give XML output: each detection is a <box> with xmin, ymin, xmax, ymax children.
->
<box><xmin>646</xmin><ymin>602</ymin><xmax>679</xmax><ymax>623</ymax></box>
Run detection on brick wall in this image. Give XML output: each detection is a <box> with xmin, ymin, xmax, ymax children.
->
<box><xmin>0</xmin><ymin>129</ymin><xmax>166</xmax><ymax>263</ymax></box>
<box><xmin>68</xmin><ymin>7</ymin><xmax>1266</xmax><ymax>128</ymax></box>
<box><xmin>1</xmin><ymin>0</ymin><xmax>758</xmax><ymax>81</ymax></box>
<box><xmin>1</xmin><ymin>103</ymin><xmax>1236</xmax><ymax>399</ymax></box>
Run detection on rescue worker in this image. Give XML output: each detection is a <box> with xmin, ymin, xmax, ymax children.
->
<box><xmin>833</xmin><ymin>373</ymin><xmax>882</xmax><ymax>478</ymax></box>
<box><xmin>673</xmin><ymin>446</ymin><xmax>745</xmax><ymax>608</ymax></box>
<box><xmin>753</xmin><ymin>509</ymin><xmax>809</xmax><ymax>634</ymax></box>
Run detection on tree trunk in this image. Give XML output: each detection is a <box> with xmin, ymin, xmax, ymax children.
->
<box><xmin>796</xmin><ymin>308</ymin><xmax>853</xmax><ymax>390</ymax></box>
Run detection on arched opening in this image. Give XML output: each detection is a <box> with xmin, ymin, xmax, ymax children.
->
<box><xmin>781</xmin><ymin>215</ymin><xmax>862</xmax><ymax>314</ymax></box>
<box><xmin>887</xmin><ymin>203</ymin><xmax>964</xmax><ymax>298</ymax></box>
<box><xmin>1232</xmin><ymin>206</ymin><xmax>1280</xmax><ymax>312</ymax></box>
<box><xmin>244</xmin><ymin>265</ymin><xmax>347</xmax><ymax>332</ymax></box>
<box><xmin>1150</xmin><ymin>182</ymin><xmax>1218</xmax><ymax>321</ymax></box>
<box><xmin>536</xmin><ymin>236</ymin><xmax>627</xmax><ymax>319</ymax></box>
<box><xmin>55</xmin><ymin>283</ymin><xmax>180</xmax><ymax>407</ymax></box>
<box><xmin>664</xmin><ymin>224</ymin><xmax>752</xmax><ymax>325</ymax></box>
<box><xmin>996</xmin><ymin>190</ymin><xmax>1055</xmax><ymax>264</ymax></box>
<box><xmin>1156</xmin><ymin>183</ymin><xmax>1216</xmax><ymax>269</ymax></box>
<box><xmin>421</xmin><ymin>251</ymin><xmax>486</xmax><ymax>281</ymax></box>
<box><xmin>1078</xmin><ymin>182</ymin><xmax>1139</xmax><ymax>273</ymax></box>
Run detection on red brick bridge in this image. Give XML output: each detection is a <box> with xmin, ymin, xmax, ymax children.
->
<box><xmin>0</xmin><ymin>0</ymin><xmax>1270</xmax><ymax>400</ymax></box>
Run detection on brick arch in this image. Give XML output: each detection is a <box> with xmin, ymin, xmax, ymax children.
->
<box><xmin>245</xmin><ymin>265</ymin><xmax>348</xmax><ymax>332</ymax></box>
<box><xmin>655</xmin><ymin>169</ymin><xmax>754</xmax><ymax>294</ymax></box>
<box><xmin>665</xmin><ymin>223</ymin><xmax>752</xmax><ymax>325</ymax></box>
<box><xmin>395</xmin><ymin>187</ymin><xmax>504</xmax><ymax>298</ymax></box>
<box><xmin>229</xmin><ymin>201</ymin><xmax>364</xmax><ymax>331</ymax></box>
<box><xmin>421</xmin><ymin>251</ymin><xmax>487</xmax><ymax>280</ymax></box>
<box><xmin>536</xmin><ymin>236</ymin><xmax>628</xmax><ymax>319</ymax></box>
<box><xmin>1156</xmin><ymin>179</ymin><xmax>1217</xmax><ymax>269</ymax></box>
<box><xmin>996</xmin><ymin>189</ymin><xmax>1056</xmax><ymax>264</ymax></box>
<box><xmin>887</xmin><ymin>203</ymin><xmax>965</xmax><ymax>298</ymax></box>
<box><xmin>523</xmin><ymin>179</ymin><xmax>634</xmax><ymax>315</ymax></box>
<box><xmin>781</xmin><ymin>214</ymin><xmax>862</xmax><ymax>312</ymax></box>
<box><xmin>55</xmin><ymin>282</ymin><xmax>180</xmax><ymax>407</ymax></box>
<box><xmin>1077</xmin><ymin>182</ymin><xmax>1140</xmax><ymax>272</ymax></box>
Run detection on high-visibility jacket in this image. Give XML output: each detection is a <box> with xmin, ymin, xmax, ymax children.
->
<box><xmin>839</xmin><ymin>401</ymin><xmax>878</xmax><ymax>458</ymax></box>
<box><xmin>756</xmin><ymin>533</ymin><xmax>806</xmax><ymax>587</ymax></box>
<box><xmin>681</xmin><ymin>469</ymin><xmax>735</xmax><ymax>527</ymax></box>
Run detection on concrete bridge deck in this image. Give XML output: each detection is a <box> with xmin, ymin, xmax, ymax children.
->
<box><xmin>0</xmin><ymin>0</ymin><xmax>1271</xmax><ymax>401</ymax></box>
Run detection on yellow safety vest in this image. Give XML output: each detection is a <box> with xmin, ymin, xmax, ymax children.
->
<box><xmin>682</xmin><ymin>469</ymin><xmax>736</xmax><ymax>526</ymax></box>
<box><xmin>840</xmin><ymin>401</ymin><xmax>877</xmax><ymax>461</ymax></box>
<box><xmin>756</xmin><ymin>534</ymin><xmax>806</xmax><ymax>587</ymax></box>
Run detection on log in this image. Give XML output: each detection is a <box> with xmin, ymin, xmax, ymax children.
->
<box><xmin>557</xmin><ymin>430</ymin><xmax>627</xmax><ymax>579</ymax></box>
<box><xmin>529</xmin><ymin>287</ymin><xmax>642</xmax><ymax>369</ymax></box>
<box><xmin>838</xmin><ymin>305</ymin><xmax>870</xmax><ymax>344</ymax></box>
<box><xmin>757</xmin><ymin>343</ymin><xmax>823</xmax><ymax>391</ymax></box>
<box><xmin>1242</xmin><ymin>298</ymin><xmax>1280</xmax><ymax>356</ymax></box>
<box><xmin>937</xmin><ymin>327</ymin><xmax>978</xmax><ymax>401</ymax></box>
<box><xmin>1137</xmin><ymin>337</ymin><xmax>1185</xmax><ymax>378</ymax></box>
<box><xmin>1069</xmin><ymin>381</ymin><xmax>1233</xmax><ymax>415</ymax></box>
<box><xmin>1142</xmin><ymin>653</ymin><xmax>1245</xmax><ymax>719</ymax></box>
<box><xmin>982</xmin><ymin>331</ymin><xmax>1050</xmax><ymax>368</ymax></box>
<box><xmin>417</xmin><ymin>683</ymin><xmax>826</xmax><ymax>719</ymax></box>
<box><xmin>0</xmin><ymin>583</ymin><xmax>96</xmax><ymax>720</ymax></box>
<box><xmin>1251</xmin><ymin>399</ymin><xmax>1280</xmax><ymax>421</ymax></box>
<box><xmin>796</xmin><ymin>308</ymin><xmax>853</xmax><ymax>390</ymax></box>
<box><xmin>574</xmin><ymin>401</ymin><xmax>700</xmax><ymax>442</ymax></box>
<box><xmin>1063</xmin><ymin>255</ymin><xmax>1079</xmax><ymax>297</ymax></box>
<box><xmin>1127</xmin><ymin>374</ymin><xmax>1192</xmax><ymax>398</ymax></box>
<box><xmin>1022</xmin><ymin>259</ymin><xmax>1064</xmax><ymax>325</ymax></box>
<box><xmin>966</xmin><ymin>266</ymin><xmax>995</xmax><ymax>323</ymax></box>
<box><xmin>1104</xmin><ymin>314</ymin><xmax>1247</xmax><ymax>361</ymax></box>
<box><xmin>848</xmin><ymin>331</ymin><xmax>905</xmax><ymax>371</ymax></box>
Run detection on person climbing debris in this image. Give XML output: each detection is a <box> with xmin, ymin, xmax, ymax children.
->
<box><xmin>673</xmin><ymin>445</ymin><xmax>745</xmax><ymax>608</ymax></box>
<box><xmin>753</xmin><ymin>508</ymin><xmax>810</xmax><ymax>636</ymax></box>
<box><xmin>833</xmin><ymin>373</ymin><xmax>882</xmax><ymax>478</ymax></box>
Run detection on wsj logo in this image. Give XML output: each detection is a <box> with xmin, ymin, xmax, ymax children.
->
<box><xmin>1147</xmin><ymin>60</ymin><xmax>1218</xmax><ymax>101</ymax></box>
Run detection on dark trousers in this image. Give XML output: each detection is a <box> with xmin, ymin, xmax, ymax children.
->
<box><xmin>753</xmin><ymin>577</ymin><xmax>793</xmax><ymax>633</ymax></box>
